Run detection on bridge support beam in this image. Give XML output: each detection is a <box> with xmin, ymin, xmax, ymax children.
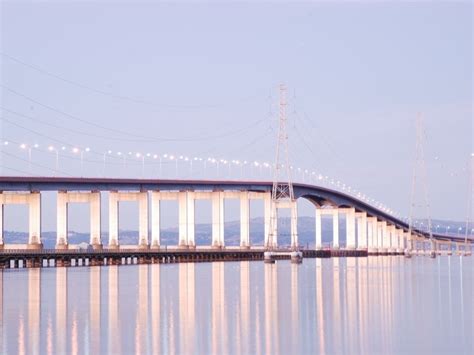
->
<box><xmin>108</xmin><ymin>191</ymin><xmax>119</xmax><ymax>249</ymax></box>
<box><xmin>89</xmin><ymin>192</ymin><xmax>102</xmax><ymax>249</ymax></box>
<box><xmin>356</xmin><ymin>212</ymin><xmax>367</xmax><ymax>250</ymax></box>
<box><xmin>178</xmin><ymin>191</ymin><xmax>195</xmax><ymax>248</ymax></box>
<box><xmin>290</xmin><ymin>200</ymin><xmax>298</xmax><ymax>249</ymax></box>
<box><xmin>212</xmin><ymin>191</ymin><xmax>225</xmax><ymax>248</ymax></box>
<box><xmin>263</xmin><ymin>193</ymin><xmax>276</xmax><ymax>248</ymax></box>
<box><xmin>402</xmin><ymin>232</ymin><xmax>409</xmax><ymax>252</ymax></box>
<box><xmin>0</xmin><ymin>192</ymin><xmax>43</xmax><ymax>249</ymax></box>
<box><xmin>395</xmin><ymin>229</ymin><xmax>404</xmax><ymax>253</ymax></box>
<box><xmin>388</xmin><ymin>225</ymin><xmax>396</xmax><ymax>254</ymax></box>
<box><xmin>151</xmin><ymin>192</ymin><xmax>161</xmax><ymax>249</ymax></box>
<box><xmin>56</xmin><ymin>191</ymin><xmax>101</xmax><ymax>249</ymax></box>
<box><xmin>344</xmin><ymin>208</ymin><xmax>356</xmax><ymax>249</ymax></box>
<box><xmin>381</xmin><ymin>222</ymin><xmax>389</xmax><ymax>254</ymax></box>
<box><xmin>367</xmin><ymin>217</ymin><xmax>377</xmax><ymax>254</ymax></box>
<box><xmin>138</xmin><ymin>192</ymin><xmax>149</xmax><ymax>248</ymax></box>
<box><xmin>56</xmin><ymin>192</ymin><xmax>68</xmax><ymax>249</ymax></box>
<box><xmin>239</xmin><ymin>192</ymin><xmax>250</xmax><ymax>248</ymax></box>
<box><xmin>332</xmin><ymin>208</ymin><xmax>339</xmax><ymax>249</ymax></box>
<box><xmin>315</xmin><ymin>208</ymin><xmax>322</xmax><ymax>249</ymax></box>
<box><xmin>0</xmin><ymin>200</ymin><xmax>3</xmax><ymax>249</ymax></box>
<box><xmin>376</xmin><ymin>221</ymin><xmax>385</xmax><ymax>254</ymax></box>
<box><xmin>109</xmin><ymin>191</ymin><xmax>149</xmax><ymax>249</ymax></box>
<box><xmin>28</xmin><ymin>192</ymin><xmax>42</xmax><ymax>249</ymax></box>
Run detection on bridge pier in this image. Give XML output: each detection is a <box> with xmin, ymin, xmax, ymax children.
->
<box><xmin>343</xmin><ymin>208</ymin><xmax>356</xmax><ymax>249</ymax></box>
<box><xmin>151</xmin><ymin>191</ymin><xmax>161</xmax><ymax>249</ymax></box>
<box><xmin>315</xmin><ymin>208</ymin><xmax>323</xmax><ymax>249</ymax></box>
<box><xmin>211</xmin><ymin>191</ymin><xmax>225</xmax><ymax>248</ymax></box>
<box><xmin>367</xmin><ymin>217</ymin><xmax>377</xmax><ymax>254</ymax></box>
<box><xmin>332</xmin><ymin>208</ymin><xmax>340</xmax><ymax>249</ymax></box>
<box><xmin>356</xmin><ymin>212</ymin><xmax>368</xmax><ymax>250</ymax></box>
<box><xmin>0</xmin><ymin>192</ymin><xmax>43</xmax><ymax>250</ymax></box>
<box><xmin>178</xmin><ymin>191</ymin><xmax>195</xmax><ymax>248</ymax></box>
<box><xmin>376</xmin><ymin>221</ymin><xmax>388</xmax><ymax>254</ymax></box>
<box><xmin>240</xmin><ymin>191</ymin><xmax>250</xmax><ymax>249</ymax></box>
<box><xmin>56</xmin><ymin>191</ymin><xmax>102</xmax><ymax>249</ymax></box>
<box><xmin>109</xmin><ymin>191</ymin><xmax>149</xmax><ymax>249</ymax></box>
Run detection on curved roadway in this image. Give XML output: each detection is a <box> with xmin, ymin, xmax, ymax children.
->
<box><xmin>0</xmin><ymin>176</ymin><xmax>470</xmax><ymax>244</ymax></box>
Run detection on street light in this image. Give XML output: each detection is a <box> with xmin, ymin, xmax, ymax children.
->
<box><xmin>73</xmin><ymin>147</ymin><xmax>87</xmax><ymax>176</ymax></box>
<box><xmin>20</xmin><ymin>143</ymin><xmax>32</xmax><ymax>174</ymax></box>
<box><xmin>136</xmin><ymin>152</ymin><xmax>144</xmax><ymax>178</ymax></box>
<box><xmin>103</xmin><ymin>150</ymin><xmax>113</xmax><ymax>177</ymax></box>
<box><xmin>48</xmin><ymin>145</ymin><xmax>59</xmax><ymax>176</ymax></box>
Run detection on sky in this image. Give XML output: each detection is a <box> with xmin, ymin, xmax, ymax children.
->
<box><xmin>0</xmin><ymin>0</ymin><xmax>472</xmax><ymax>233</ymax></box>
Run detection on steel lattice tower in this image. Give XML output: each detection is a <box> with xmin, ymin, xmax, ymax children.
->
<box><xmin>267</xmin><ymin>84</ymin><xmax>296</xmax><ymax>249</ymax></box>
<box><xmin>407</xmin><ymin>113</ymin><xmax>435</xmax><ymax>256</ymax></box>
<box><xmin>464</xmin><ymin>154</ymin><xmax>473</xmax><ymax>254</ymax></box>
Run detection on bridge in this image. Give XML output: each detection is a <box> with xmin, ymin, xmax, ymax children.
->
<box><xmin>0</xmin><ymin>176</ymin><xmax>470</xmax><ymax>268</ymax></box>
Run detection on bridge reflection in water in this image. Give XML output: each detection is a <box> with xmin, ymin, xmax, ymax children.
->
<box><xmin>0</xmin><ymin>257</ymin><xmax>472</xmax><ymax>354</ymax></box>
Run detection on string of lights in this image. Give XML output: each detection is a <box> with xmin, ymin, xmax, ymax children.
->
<box><xmin>0</xmin><ymin>136</ymin><xmax>403</xmax><ymax>217</ymax></box>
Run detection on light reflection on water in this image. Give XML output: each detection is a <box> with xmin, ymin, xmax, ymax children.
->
<box><xmin>0</xmin><ymin>256</ymin><xmax>472</xmax><ymax>354</ymax></box>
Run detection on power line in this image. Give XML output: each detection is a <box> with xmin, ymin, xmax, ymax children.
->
<box><xmin>1</xmin><ymin>106</ymin><xmax>266</xmax><ymax>144</ymax></box>
<box><xmin>1</xmin><ymin>84</ymin><xmax>267</xmax><ymax>142</ymax></box>
<box><xmin>1</xmin><ymin>51</ymin><xmax>264</xmax><ymax>110</ymax></box>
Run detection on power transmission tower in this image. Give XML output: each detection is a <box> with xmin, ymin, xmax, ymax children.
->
<box><xmin>267</xmin><ymin>84</ymin><xmax>297</xmax><ymax>250</ymax></box>
<box><xmin>464</xmin><ymin>154</ymin><xmax>473</xmax><ymax>255</ymax></box>
<box><xmin>407</xmin><ymin>113</ymin><xmax>435</xmax><ymax>257</ymax></box>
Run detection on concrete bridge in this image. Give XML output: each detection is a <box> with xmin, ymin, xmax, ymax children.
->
<box><xmin>0</xmin><ymin>177</ymin><xmax>471</xmax><ymax>268</ymax></box>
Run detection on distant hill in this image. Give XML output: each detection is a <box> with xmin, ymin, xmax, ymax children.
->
<box><xmin>3</xmin><ymin>217</ymin><xmax>470</xmax><ymax>249</ymax></box>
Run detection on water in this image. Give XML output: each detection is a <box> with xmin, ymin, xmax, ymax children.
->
<box><xmin>0</xmin><ymin>256</ymin><xmax>472</xmax><ymax>354</ymax></box>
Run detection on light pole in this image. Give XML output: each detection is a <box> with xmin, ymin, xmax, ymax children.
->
<box><xmin>48</xmin><ymin>145</ymin><xmax>59</xmax><ymax>176</ymax></box>
<box><xmin>20</xmin><ymin>143</ymin><xmax>32</xmax><ymax>174</ymax></box>
<box><xmin>103</xmin><ymin>150</ymin><xmax>112</xmax><ymax>177</ymax></box>
<box><xmin>136</xmin><ymin>153</ymin><xmax>144</xmax><ymax>178</ymax></box>
<box><xmin>73</xmin><ymin>147</ymin><xmax>89</xmax><ymax>177</ymax></box>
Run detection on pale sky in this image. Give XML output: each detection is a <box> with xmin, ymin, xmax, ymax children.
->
<box><xmin>0</xmin><ymin>0</ymin><xmax>472</xmax><ymax>232</ymax></box>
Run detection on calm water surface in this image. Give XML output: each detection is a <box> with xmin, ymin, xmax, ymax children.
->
<box><xmin>0</xmin><ymin>256</ymin><xmax>472</xmax><ymax>354</ymax></box>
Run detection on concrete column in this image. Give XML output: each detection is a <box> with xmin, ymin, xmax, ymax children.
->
<box><xmin>239</xmin><ymin>191</ymin><xmax>250</xmax><ymax>248</ymax></box>
<box><xmin>267</xmin><ymin>203</ymin><xmax>278</xmax><ymax>248</ymax></box>
<box><xmin>151</xmin><ymin>192</ymin><xmax>161</xmax><ymax>249</ymax></box>
<box><xmin>28</xmin><ymin>192</ymin><xmax>42</xmax><ymax>248</ymax></box>
<box><xmin>315</xmin><ymin>208</ymin><xmax>322</xmax><ymax>249</ymax></box>
<box><xmin>356</xmin><ymin>213</ymin><xmax>367</xmax><ymax>250</ymax></box>
<box><xmin>290</xmin><ymin>201</ymin><xmax>298</xmax><ymax>249</ymax></box>
<box><xmin>402</xmin><ymin>232</ymin><xmax>409</xmax><ymax>252</ymax></box>
<box><xmin>108</xmin><ymin>192</ymin><xmax>119</xmax><ymax>248</ymax></box>
<box><xmin>138</xmin><ymin>192</ymin><xmax>149</xmax><ymax>248</ymax></box>
<box><xmin>56</xmin><ymin>191</ymin><xmax>68</xmax><ymax>249</ymax></box>
<box><xmin>187</xmin><ymin>192</ymin><xmax>195</xmax><ymax>248</ymax></box>
<box><xmin>395</xmin><ymin>230</ymin><xmax>403</xmax><ymax>253</ymax></box>
<box><xmin>356</xmin><ymin>218</ymin><xmax>362</xmax><ymax>247</ymax></box>
<box><xmin>376</xmin><ymin>222</ymin><xmax>384</xmax><ymax>253</ymax></box>
<box><xmin>332</xmin><ymin>208</ymin><xmax>339</xmax><ymax>249</ymax></box>
<box><xmin>178</xmin><ymin>191</ymin><xmax>188</xmax><ymax>247</ymax></box>
<box><xmin>381</xmin><ymin>222</ymin><xmax>389</xmax><ymax>253</ymax></box>
<box><xmin>211</xmin><ymin>191</ymin><xmax>224</xmax><ymax>248</ymax></box>
<box><xmin>367</xmin><ymin>217</ymin><xmax>377</xmax><ymax>253</ymax></box>
<box><xmin>387</xmin><ymin>225</ymin><xmax>396</xmax><ymax>253</ymax></box>
<box><xmin>0</xmin><ymin>200</ymin><xmax>3</xmax><ymax>248</ymax></box>
<box><xmin>89</xmin><ymin>192</ymin><xmax>102</xmax><ymax>249</ymax></box>
<box><xmin>263</xmin><ymin>193</ymin><xmax>272</xmax><ymax>247</ymax></box>
<box><xmin>345</xmin><ymin>208</ymin><xmax>356</xmax><ymax>249</ymax></box>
